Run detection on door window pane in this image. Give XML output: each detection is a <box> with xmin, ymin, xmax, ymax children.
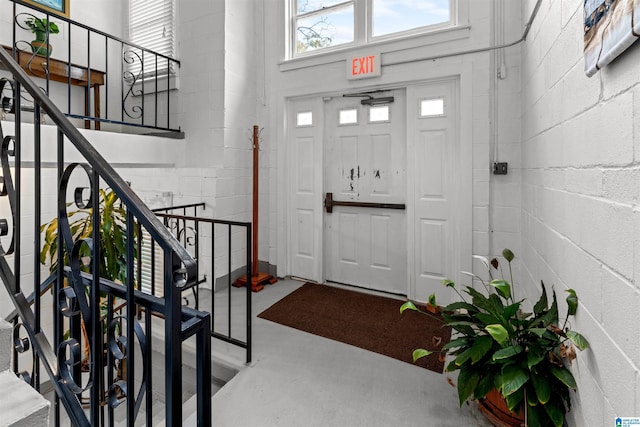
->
<box><xmin>372</xmin><ymin>0</ymin><xmax>451</xmax><ymax>38</ymax></box>
<box><xmin>420</xmin><ymin>98</ymin><xmax>445</xmax><ymax>117</ymax></box>
<box><xmin>339</xmin><ymin>108</ymin><xmax>358</xmax><ymax>125</ymax></box>
<box><xmin>369</xmin><ymin>105</ymin><xmax>390</xmax><ymax>122</ymax></box>
<box><xmin>297</xmin><ymin>111</ymin><xmax>313</xmax><ymax>126</ymax></box>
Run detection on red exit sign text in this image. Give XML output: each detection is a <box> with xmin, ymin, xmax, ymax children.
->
<box><xmin>347</xmin><ymin>53</ymin><xmax>381</xmax><ymax>80</ymax></box>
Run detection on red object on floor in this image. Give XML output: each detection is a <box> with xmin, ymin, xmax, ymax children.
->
<box><xmin>233</xmin><ymin>272</ymin><xmax>278</xmax><ymax>292</ymax></box>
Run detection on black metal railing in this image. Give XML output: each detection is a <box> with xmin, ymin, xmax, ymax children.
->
<box><xmin>150</xmin><ymin>203</ymin><xmax>253</xmax><ymax>364</ymax></box>
<box><xmin>0</xmin><ymin>43</ymin><xmax>209</xmax><ymax>427</ymax></box>
<box><xmin>4</xmin><ymin>0</ymin><xmax>180</xmax><ymax>133</ymax></box>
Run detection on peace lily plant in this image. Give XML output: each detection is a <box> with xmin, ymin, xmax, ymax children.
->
<box><xmin>401</xmin><ymin>249</ymin><xmax>589</xmax><ymax>427</ymax></box>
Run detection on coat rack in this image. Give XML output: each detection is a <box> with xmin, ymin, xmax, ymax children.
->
<box><xmin>233</xmin><ymin>125</ymin><xmax>277</xmax><ymax>292</ymax></box>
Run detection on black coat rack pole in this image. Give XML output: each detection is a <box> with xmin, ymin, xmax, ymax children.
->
<box><xmin>233</xmin><ymin>125</ymin><xmax>277</xmax><ymax>292</ymax></box>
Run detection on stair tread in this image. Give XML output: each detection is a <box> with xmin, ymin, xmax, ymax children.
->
<box><xmin>0</xmin><ymin>370</ymin><xmax>50</xmax><ymax>427</ymax></box>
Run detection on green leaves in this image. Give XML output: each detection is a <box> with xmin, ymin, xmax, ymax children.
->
<box><xmin>551</xmin><ymin>366</ymin><xmax>577</xmax><ymax>389</ymax></box>
<box><xmin>412</xmin><ymin>349</ymin><xmax>433</xmax><ymax>362</ymax></box>
<box><xmin>490</xmin><ymin>279</ymin><xmax>511</xmax><ymax>300</ymax></box>
<box><xmin>533</xmin><ymin>282</ymin><xmax>548</xmax><ymax>315</ymax></box>
<box><xmin>566</xmin><ymin>331</ymin><xmax>589</xmax><ymax>350</ymax></box>
<box><xmin>400</xmin><ymin>301</ymin><xmax>418</xmax><ymax>314</ymax></box>
<box><xmin>457</xmin><ymin>367</ymin><xmax>480</xmax><ymax>406</ymax></box>
<box><xmin>531</xmin><ymin>372</ymin><xmax>551</xmax><ymax>404</ymax></box>
<box><xmin>485</xmin><ymin>324</ymin><xmax>509</xmax><ymax>347</ymax></box>
<box><xmin>492</xmin><ymin>345</ymin><xmax>523</xmax><ymax>361</ymax></box>
<box><xmin>406</xmin><ymin>248</ymin><xmax>588</xmax><ymax>425</ymax></box>
<box><xmin>441</xmin><ymin>279</ymin><xmax>455</xmax><ymax>288</ymax></box>
<box><xmin>501</xmin><ymin>364</ymin><xmax>529</xmax><ymax>396</ymax></box>
<box><xmin>565</xmin><ymin>289</ymin><xmax>578</xmax><ymax>316</ymax></box>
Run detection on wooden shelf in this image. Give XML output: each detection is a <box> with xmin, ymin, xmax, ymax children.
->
<box><xmin>2</xmin><ymin>45</ymin><xmax>105</xmax><ymax>130</ymax></box>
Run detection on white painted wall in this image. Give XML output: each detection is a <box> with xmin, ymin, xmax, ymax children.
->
<box><xmin>520</xmin><ymin>0</ymin><xmax>640</xmax><ymax>424</ymax></box>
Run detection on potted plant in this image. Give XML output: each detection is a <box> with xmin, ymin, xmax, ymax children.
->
<box><xmin>401</xmin><ymin>249</ymin><xmax>589</xmax><ymax>427</ymax></box>
<box><xmin>24</xmin><ymin>17</ymin><xmax>59</xmax><ymax>56</ymax></box>
<box><xmin>40</xmin><ymin>188</ymin><xmax>136</xmax><ymax>373</ymax></box>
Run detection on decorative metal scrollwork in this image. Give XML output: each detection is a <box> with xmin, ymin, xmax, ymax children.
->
<box><xmin>0</xmin><ymin>116</ymin><xmax>17</xmax><ymax>255</ymax></box>
<box><xmin>122</xmin><ymin>49</ymin><xmax>143</xmax><ymax>120</ymax></box>
<box><xmin>107</xmin><ymin>315</ymin><xmax>148</xmax><ymax>416</ymax></box>
<box><xmin>0</xmin><ymin>78</ymin><xmax>15</xmax><ymax>114</ymax></box>
<box><xmin>56</xmin><ymin>163</ymin><xmax>96</xmax><ymax>397</ymax></box>
<box><xmin>57</xmin><ymin>338</ymin><xmax>88</xmax><ymax>395</ymax></box>
<box><xmin>12</xmin><ymin>323</ymin><xmax>35</xmax><ymax>385</ymax></box>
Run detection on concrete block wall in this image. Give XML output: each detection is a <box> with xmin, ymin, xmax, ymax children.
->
<box><xmin>520</xmin><ymin>0</ymin><xmax>640</xmax><ymax>424</ymax></box>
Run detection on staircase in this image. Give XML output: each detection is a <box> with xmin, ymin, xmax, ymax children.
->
<box><xmin>0</xmin><ymin>319</ymin><xmax>50</xmax><ymax>427</ymax></box>
<box><xmin>0</xmin><ymin>37</ymin><xmax>211</xmax><ymax>426</ymax></box>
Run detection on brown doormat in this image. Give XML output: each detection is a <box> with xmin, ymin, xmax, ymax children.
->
<box><xmin>258</xmin><ymin>283</ymin><xmax>451</xmax><ymax>374</ymax></box>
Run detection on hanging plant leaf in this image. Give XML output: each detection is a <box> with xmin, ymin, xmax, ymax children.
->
<box><xmin>565</xmin><ymin>289</ymin><xmax>578</xmax><ymax>316</ymax></box>
<box><xmin>566</xmin><ymin>331</ymin><xmax>589</xmax><ymax>350</ymax></box>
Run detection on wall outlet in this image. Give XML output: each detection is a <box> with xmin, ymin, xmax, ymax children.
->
<box><xmin>493</xmin><ymin>162</ymin><xmax>508</xmax><ymax>175</ymax></box>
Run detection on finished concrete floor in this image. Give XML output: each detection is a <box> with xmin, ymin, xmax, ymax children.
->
<box><xmin>198</xmin><ymin>278</ymin><xmax>492</xmax><ymax>427</ymax></box>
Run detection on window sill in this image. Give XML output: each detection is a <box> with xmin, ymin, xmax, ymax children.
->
<box><xmin>130</xmin><ymin>74</ymin><xmax>179</xmax><ymax>97</ymax></box>
<box><xmin>280</xmin><ymin>24</ymin><xmax>471</xmax><ymax>72</ymax></box>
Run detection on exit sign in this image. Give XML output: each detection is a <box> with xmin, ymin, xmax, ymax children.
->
<box><xmin>347</xmin><ymin>53</ymin><xmax>381</xmax><ymax>80</ymax></box>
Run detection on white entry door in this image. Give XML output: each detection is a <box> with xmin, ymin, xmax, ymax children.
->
<box><xmin>407</xmin><ymin>79</ymin><xmax>469</xmax><ymax>303</ymax></box>
<box><xmin>323</xmin><ymin>90</ymin><xmax>407</xmax><ymax>294</ymax></box>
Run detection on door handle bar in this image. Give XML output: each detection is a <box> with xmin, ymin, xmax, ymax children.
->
<box><xmin>324</xmin><ymin>192</ymin><xmax>406</xmax><ymax>213</ymax></box>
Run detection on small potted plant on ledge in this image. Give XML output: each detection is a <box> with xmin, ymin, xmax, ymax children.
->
<box><xmin>24</xmin><ymin>16</ymin><xmax>59</xmax><ymax>56</ymax></box>
<box><xmin>401</xmin><ymin>249</ymin><xmax>589</xmax><ymax>427</ymax></box>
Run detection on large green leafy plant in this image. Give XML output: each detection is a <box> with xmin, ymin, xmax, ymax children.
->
<box><xmin>40</xmin><ymin>188</ymin><xmax>134</xmax><ymax>285</ymax></box>
<box><xmin>401</xmin><ymin>249</ymin><xmax>589</xmax><ymax>427</ymax></box>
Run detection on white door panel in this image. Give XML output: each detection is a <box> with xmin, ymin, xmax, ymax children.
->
<box><xmin>324</xmin><ymin>92</ymin><xmax>407</xmax><ymax>294</ymax></box>
<box><xmin>289</xmin><ymin>98</ymin><xmax>323</xmax><ymax>282</ymax></box>
<box><xmin>408</xmin><ymin>80</ymin><xmax>465</xmax><ymax>303</ymax></box>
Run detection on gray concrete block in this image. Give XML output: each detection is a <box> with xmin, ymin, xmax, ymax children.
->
<box><xmin>0</xmin><ymin>370</ymin><xmax>50</xmax><ymax>427</ymax></box>
<box><xmin>0</xmin><ymin>319</ymin><xmax>12</xmax><ymax>372</ymax></box>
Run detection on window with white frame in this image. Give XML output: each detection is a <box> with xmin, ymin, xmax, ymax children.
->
<box><xmin>292</xmin><ymin>0</ymin><xmax>453</xmax><ymax>56</ymax></box>
<box><xmin>128</xmin><ymin>0</ymin><xmax>177</xmax><ymax>76</ymax></box>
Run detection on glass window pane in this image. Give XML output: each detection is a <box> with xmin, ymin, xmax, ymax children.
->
<box><xmin>372</xmin><ymin>0</ymin><xmax>450</xmax><ymax>37</ymax></box>
<box><xmin>339</xmin><ymin>108</ymin><xmax>358</xmax><ymax>125</ymax></box>
<box><xmin>297</xmin><ymin>0</ymin><xmax>347</xmax><ymax>14</ymax></box>
<box><xmin>420</xmin><ymin>98</ymin><xmax>445</xmax><ymax>117</ymax></box>
<box><xmin>369</xmin><ymin>106</ymin><xmax>389</xmax><ymax>122</ymax></box>
<box><xmin>297</xmin><ymin>111</ymin><xmax>313</xmax><ymax>126</ymax></box>
<box><xmin>296</xmin><ymin>5</ymin><xmax>354</xmax><ymax>53</ymax></box>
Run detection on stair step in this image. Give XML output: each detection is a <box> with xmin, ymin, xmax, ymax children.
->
<box><xmin>0</xmin><ymin>319</ymin><xmax>11</xmax><ymax>372</ymax></box>
<box><xmin>0</xmin><ymin>370</ymin><xmax>50</xmax><ymax>427</ymax></box>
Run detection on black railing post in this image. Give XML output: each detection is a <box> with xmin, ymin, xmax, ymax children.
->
<box><xmin>90</xmin><ymin>170</ymin><xmax>101</xmax><ymax>425</ymax></box>
<box><xmin>165</xmin><ymin>250</ymin><xmax>183</xmax><ymax>425</ymax></box>
<box><xmin>33</xmin><ymin>102</ymin><xmax>42</xmax><ymax>390</ymax></box>
<box><xmin>246</xmin><ymin>223</ymin><xmax>252</xmax><ymax>364</ymax></box>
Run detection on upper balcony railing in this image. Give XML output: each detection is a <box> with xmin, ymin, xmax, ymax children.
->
<box><xmin>3</xmin><ymin>0</ymin><xmax>181</xmax><ymax>134</ymax></box>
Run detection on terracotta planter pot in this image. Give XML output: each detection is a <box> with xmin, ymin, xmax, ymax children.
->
<box><xmin>426</xmin><ymin>303</ymin><xmax>440</xmax><ymax>314</ymax></box>
<box><xmin>477</xmin><ymin>388</ymin><xmax>525</xmax><ymax>427</ymax></box>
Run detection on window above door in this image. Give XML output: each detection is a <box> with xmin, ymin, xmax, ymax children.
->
<box><xmin>291</xmin><ymin>0</ymin><xmax>457</xmax><ymax>58</ymax></box>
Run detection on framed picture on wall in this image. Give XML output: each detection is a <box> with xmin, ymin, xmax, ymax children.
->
<box><xmin>21</xmin><ymin>0</ymin><xmax>70</xmax><ymax>18</ymax></box>
<box><xmin>584</xmin><ymin>0</ymin><xmax>640</xmax><ymax>77</ymax></box>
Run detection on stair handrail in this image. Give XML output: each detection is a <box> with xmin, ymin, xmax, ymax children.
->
<box><xmin>0</xmin><ymin>45</ymin><xmax>210</xmax><ymax>427</ymax></box>
<box><xmin>0</xmin><ymin>46</ymin><xmax>196</xmax><ymax>284</ymax></box>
